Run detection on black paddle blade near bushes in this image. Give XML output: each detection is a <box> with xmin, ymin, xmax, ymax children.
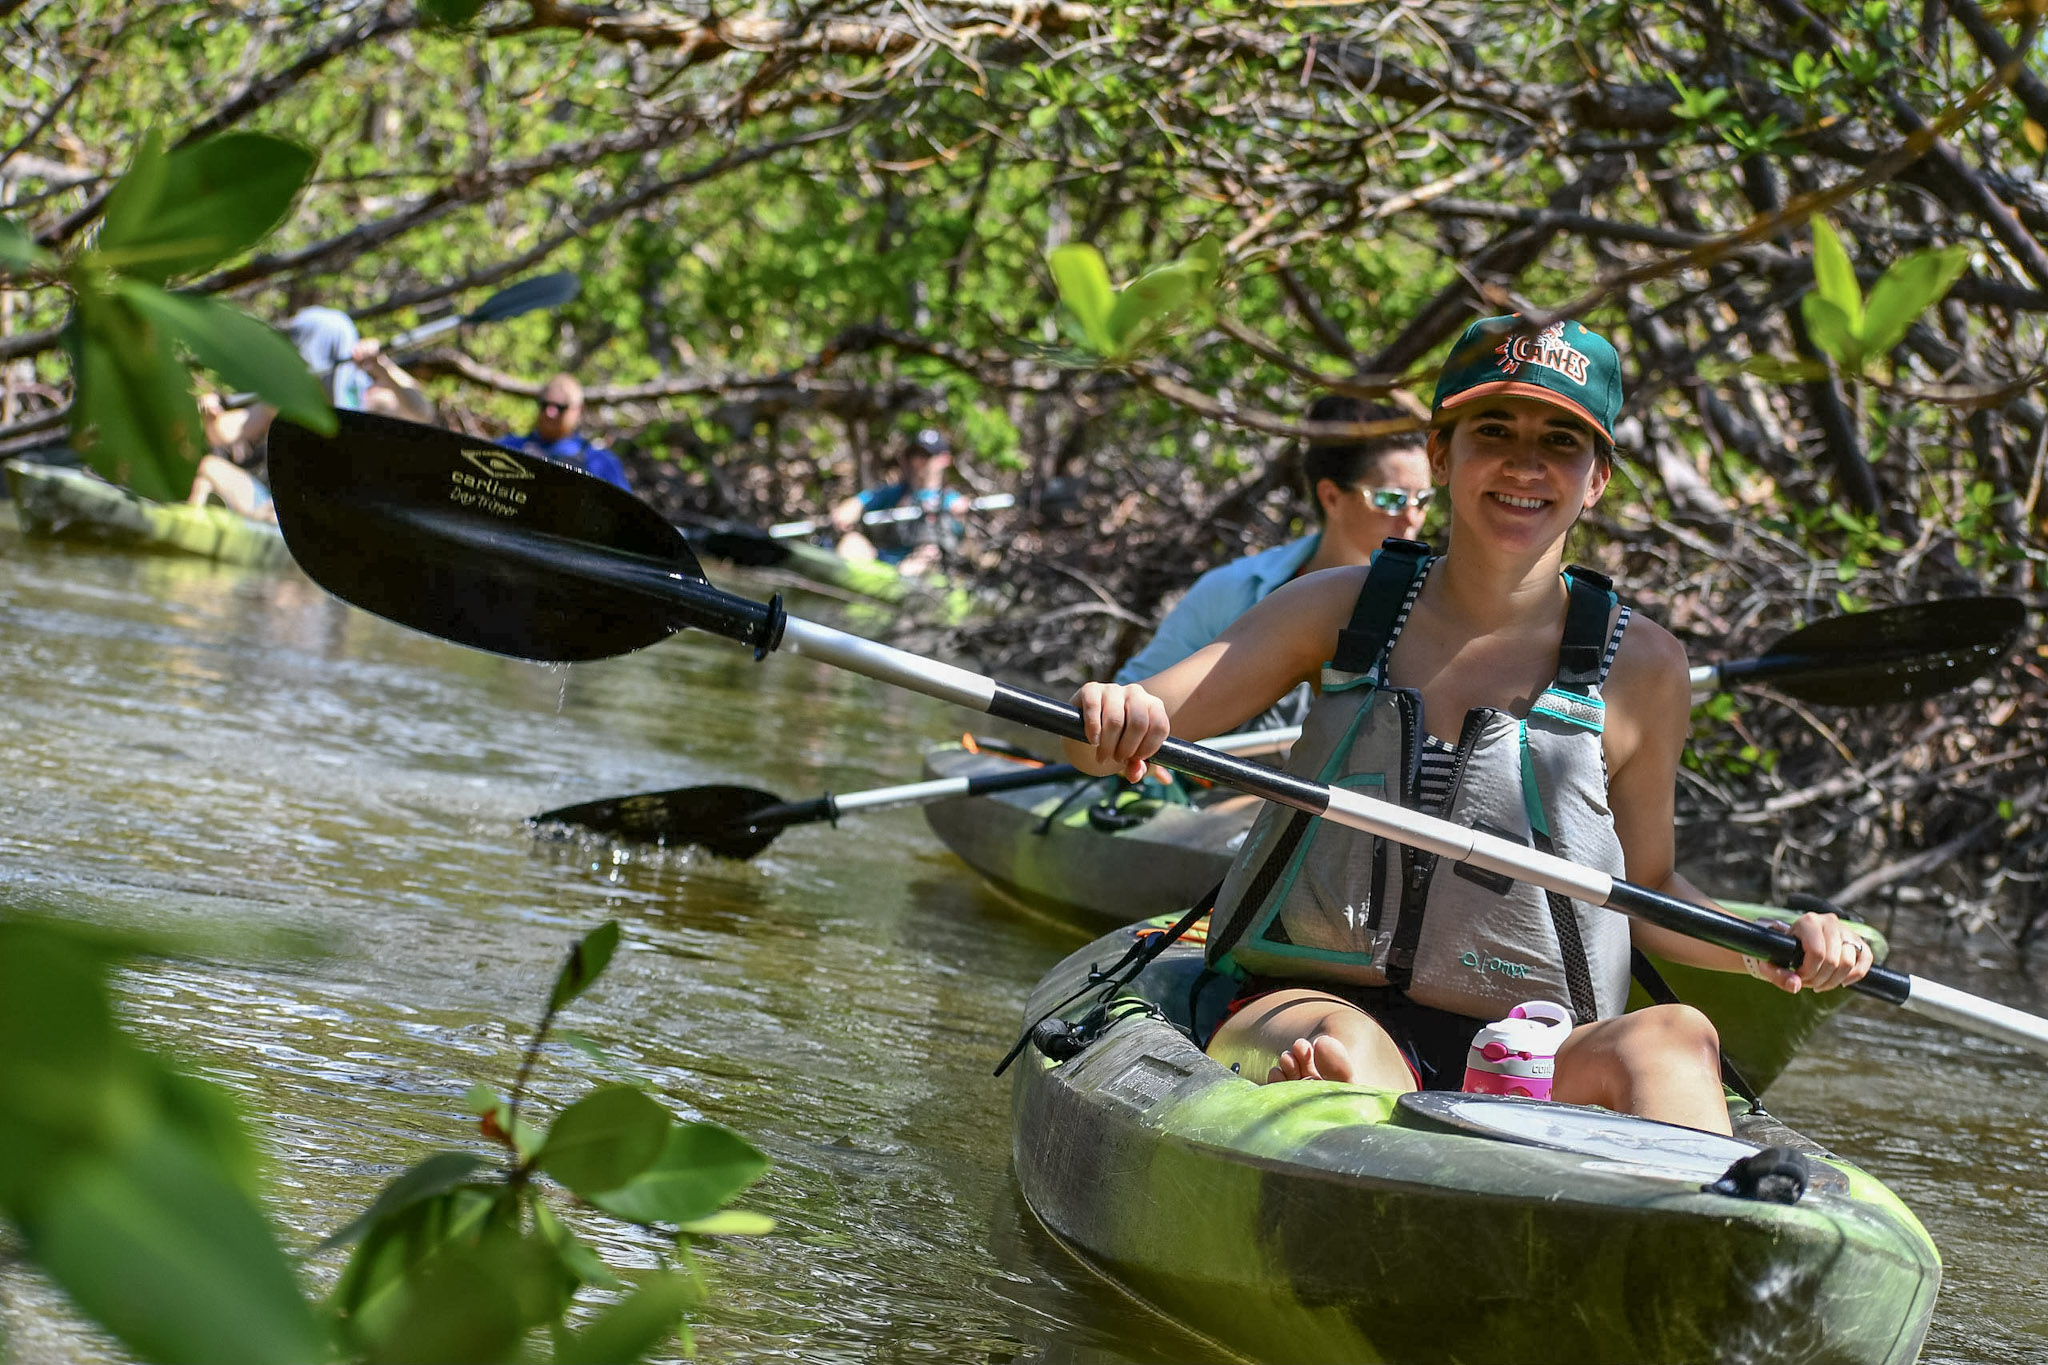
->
<box><xmin>464</xmin><ymin>270</ymin><xmax>580</xmax><ymax>323</ymax></box>
<box><xmin>1736</xmin><ymin>595</ymin><xmax>2026</xmax><ymax>706</ymax></box>
<box><xmin>270</xmin><ymin>410</ymin><xmax>780</xmax><ymax>661</ymax></box>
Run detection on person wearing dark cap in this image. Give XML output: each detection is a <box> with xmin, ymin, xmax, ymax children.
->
<box><xmin>1116</xmin><ymin>396</ymin><xmax>1432</xmax><ymax>728</ymax></box>
<box><xmin>499</xmin><ymin>374</ymin><xmax>630</xmax><ymax>492</ymax></box>
<box><xmin>1061</xmin><ymin>316</ymin><xmax>1871</xmax><ymax>1132</ymax></box>
<box><xmin>828</xmin><ymin>427</ymin><xmax>971</xmax><ymax>578</ymax></box>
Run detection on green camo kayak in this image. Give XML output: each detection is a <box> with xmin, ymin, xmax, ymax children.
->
<box><xmin>4</xmin><ymin>459</ymin><xmax>290</xmax><ymax>570</ymax></box>
<box><xmin>1013</xmin><ymin>918</ymin><xmax>1939</xmax><ymax>1364</ymax></box>
<box><xmin>923</xmin><ymin>743</ymin><xmax>1887</xmax><ymax>1094</ymax></box>
<box><xmin>688</xmin><ymin>524</ymin><xmax>981</xmax><ymax>623</ymax></box>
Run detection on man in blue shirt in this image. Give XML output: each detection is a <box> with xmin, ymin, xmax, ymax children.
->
<box><xmin>828</xmin><ymin>428</ymin><xmax>971</xmax><ymax>577</ymax></box>
<box><xmin>500</xmin><ymin>374</ymin><xmax>630</xmax><ymax>492</ymax></box>
<box><xmin>1116</xmin><ymin>397</ymin><xmax>1432</xmax><ymax>728</ymax></box>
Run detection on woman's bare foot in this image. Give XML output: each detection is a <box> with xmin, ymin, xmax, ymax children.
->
<box><xmin>1266</xmin><ymin>1034</ymin><xmax>1357</xmax><ymax>1084</ymax></box>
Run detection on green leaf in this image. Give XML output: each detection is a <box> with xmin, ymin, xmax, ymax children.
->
<box><xmin>1800</xmin><ymin>294</ymin><xmax>1863</xmax><ymax>373</ymax></box>
<box><xmin>321</xmin><ymin>1151</ymin><xmax>490</xmax><ymax>1251</ymax></box>
<box><xmin>97</xmin><ymin>132</ymin><xmax>314</xmax><ymax>282</ymax></box>
<box><xmin>150</xmin><ymin>1066</ymin><xmax>264</xmax><ymax>1200</ymax></box>
<box><xmin>1809</xmin><ymin>217</ymin><xmax>1863</xmax><ymax>331</ymax></box>
<box><xmin>536</xmin><ymin>1086</ymin><xmax>669</xmax><ymax>1197</ymax></box>
<box><xmin>1105</xmin><ymin>262</ymin><xmax>1198</xmax><ymax>357</ymax></box>
<box><xmin>354</xmin><ymin>1228</ymin><xmax>567</xmax><ymax>1365</ymax></box>
<box><xmin>1859</xmin><ymin>244</ymin><xmax>1971</xmax><ymax>358</ymax></box>
<box><xmin>1048</xmin><ymin>244</ymin><xmax>1116</xmax><ymax>355</ymax></box>
<box><xmin>463</xmin><ymin>1085</ymin><xmax>502</xmax><ymax>1115</ymax></box>
<box><xmin>1741</xmin><ymin>355</ymin><xmax>1830</xmax><ymax>384</ymax></box>
<box><xmin>330</xmin><ymin>1185</ymin><xmax>501</xmax><ymax>1332</ymax></box>
<box><xmin>549</xmin><ymin>920</ymin><xmax>621</xmax><ymax>1014</ymax></box>
<box><xmin>96</xmin><ymin>130</ymin><xmax>171</xmax><ymax>266</ymax></box>
<box><xmin>0</xmin><ymin>216</ymin><xmax>52</xmax><ymax>273</ymax></box>
<box><xmin>115</xmin><ymin>281</ymin><xmax>334</xmax><ymax>433</ymax></box>
<box><xmin>68</xmin><ymin>285</ymin><xmax>203</xmax><ymax>501</ymax></box>
<box><xmin>554</xmin><ymin>1271</ymin><xmax>696</xmax><ymax>1365</ymax></box>
<box><xmin>531</xmin><ymin>1200</ymin><xmax>622</xmax><ymax>1290</ymax></box>
<box><xmin>28</xmin><ymin>1125</ymin><xmax>327</xmax><ymax>1365</ymax></box>
<box><xmin>1181</xmin><ymin>234</ymin><xmax>1222</xmax><ymax>276</ymax></box>
<box><xmin>677</xmin><ymin>1208</ymin><xmax>776</xmax><ymax>1237</ymax></box>
<box><xmin>554</xmin><ymin>1027</ymin><xmax>612</xmax><ymax>1065</ymax></box>
<box><xmin>587</xmin><ymin>1121</ymin><xmax>769</xmax><ymax>1225</ymax></box>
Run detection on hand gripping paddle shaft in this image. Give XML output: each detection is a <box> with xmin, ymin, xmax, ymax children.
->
<box><xmin>268</xmin><ymin>412</ymin><xmax>2048</xmax><ymax>1059</ymax></box>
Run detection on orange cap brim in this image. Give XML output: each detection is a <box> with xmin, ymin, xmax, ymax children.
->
<box><xmin>1434</xmin><ymin>381</ymin><xmax>1612</xmax><ymax>443</ymax></box>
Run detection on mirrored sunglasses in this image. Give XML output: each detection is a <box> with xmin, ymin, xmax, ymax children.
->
<box><xmin>1365</xmin><ymin>486</ymin><xmax>1435</xmax><ymax>512</ymax></box>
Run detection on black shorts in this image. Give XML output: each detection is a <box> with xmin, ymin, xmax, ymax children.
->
<box><xmin>1226</xmin><ymin>977</ymin><xmax>1489</xmax><ymax>1091</ymax></box>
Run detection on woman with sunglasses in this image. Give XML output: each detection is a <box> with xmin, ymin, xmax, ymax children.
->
<box><xmin>1115</xmin><ymin>396</ymin><xmax>1433</xmax><ymax>731</ymax></box>
<box><xmin>1063</xmin><ymin>317</ymin><xmax>1870</xmax><ymax>1134</ymax></box>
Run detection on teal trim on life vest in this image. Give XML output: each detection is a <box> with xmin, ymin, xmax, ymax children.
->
<box><xmin>1531</xmin><ymin>686</ymin><xmax>1605</xmax><ymax>733</ymax></box>
<box><xmin>1216</xmin><ymin>771</ymin><xmax>1390</xmax><ymax>975</ymax></box>
<box><xmin>1518</xmin><ymin>720</ymin><xmax>1552</xmax><ymax>841</ymax></box>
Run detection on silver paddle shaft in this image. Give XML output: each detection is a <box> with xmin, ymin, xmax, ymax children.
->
<box><xmin>828</xmin><ymin>724</ymin><xmax>1302</xmax><ymax>816</ymax></box>
<box><xmin>769</xmin><ymin>493</ymin><xmax>1015</xmax><ymax>541</ymax></box>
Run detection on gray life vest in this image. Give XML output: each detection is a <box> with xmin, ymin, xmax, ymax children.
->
<box><xmin>1205</xmin><ymin>539</ymin><xmax>1633</xmax><ymax>1024</ymax></box>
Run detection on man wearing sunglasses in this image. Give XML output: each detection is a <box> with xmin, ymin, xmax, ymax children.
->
<box><xmin>499</xmin><ymin>373</ymin><xmax>631</xmax><ymax>493</ymax></box>
<box><xmin>1115</xmin><ymin>395</ymin><xmax>1432</xmax><ymax>727</ymax></box>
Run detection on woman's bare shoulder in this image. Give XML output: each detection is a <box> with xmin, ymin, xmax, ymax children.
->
<box><xmin>1604</xmin><ymin>607</ymin><xmax>1691</xmax><ymax>727</ymax></box>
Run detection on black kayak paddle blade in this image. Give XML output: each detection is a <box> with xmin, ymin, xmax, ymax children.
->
<box><xmin>467</xmin><ymin>271</ymin><xmax>580</xmax><ymax>324</ymax></box>
<box><xmin>270</xmin><ymin>411</ymin><xmax>782</xmax><ymax>662</ymax></box>
<box><xmin>533</xmin><ymin>784</ymin><xmax>788</xmax><ymax>859</ymax></box>
<box><xmin>1730</xmin><ymin>595</ymin><xmax>2026</xmax><ymax>706</ymax></box>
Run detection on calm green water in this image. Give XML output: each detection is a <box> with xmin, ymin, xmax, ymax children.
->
<box><xmin>0</xmin><ymin>522</ymin><xmax>2041</xmax><ymax>1364</ymax></box>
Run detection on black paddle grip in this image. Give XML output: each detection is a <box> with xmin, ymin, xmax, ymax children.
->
<box><xmin>985</xmin><ymin>684</ymin><xmax>1331</xmax><ymax>813</ymax></box>
<box><xmin>1604</xmin><ymin>881</ymin><xmax>1910</xmax><ymax>1005</ymax></box>
<box><xmin>964</xmin><ymin>763</ymin><xmax>1085</xmax><ymax>795</ymax></box>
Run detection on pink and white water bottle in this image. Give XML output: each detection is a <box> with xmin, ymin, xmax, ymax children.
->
<box><xmin>1461</xmin><ymin>1001</ymin><xmax>1574</xmax><ymax>1099</ymax></box>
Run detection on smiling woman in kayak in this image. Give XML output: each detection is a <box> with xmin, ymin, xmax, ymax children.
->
<box><xmin>1063</xmin><ymin>317</ymin><xmax>1872</xmax><ymax>1134</ymax></box>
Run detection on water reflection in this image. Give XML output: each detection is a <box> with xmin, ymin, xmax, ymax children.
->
<box><xmin>0</xmin><ymin>522</ymin><xmax>2041</xmax><ymax>1364</ymax></box>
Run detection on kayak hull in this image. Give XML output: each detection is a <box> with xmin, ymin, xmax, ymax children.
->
<box><xmin>5</xmin><ymin>460</ymin><xmax>289</xmax><ymax>570</ymax></box>
<box><xmin>1014</xmin><ymin>923</ymin><xmax>1940</xmax><ymax>1365</ymax></box>
<box><xmin>926</xmin><ymin>744</ymin><xmax>1887</xmax><ymax>1094</ymax></box>
<box><xmin>758</xmin><ymin>539</ymin><xmax>979</xmax><ymax>622</ymax></box>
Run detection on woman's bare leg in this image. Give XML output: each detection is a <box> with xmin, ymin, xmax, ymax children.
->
<box><xmin>1207</xmin><ymin>988</ymin><xmax>1415</xmax><ymax>1090</ymax></box>
<box><xmin>1552</xmin><ymin>1003</ymin><xmax>1730</xmax><ymax>1132</ymax></box>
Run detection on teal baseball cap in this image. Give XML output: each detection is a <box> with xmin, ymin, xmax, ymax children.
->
<box><xmin>1431</xmin><ymin>316</ymin><xmax>1622</xmax><ymax>442</ymax></box>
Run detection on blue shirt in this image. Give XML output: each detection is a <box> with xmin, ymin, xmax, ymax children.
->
<box><xmin>499</xmin><ymin>432</ymin><xmax>630</xmax><ymax>493</ymax></box>
<box><xmin>1116</xmin><ymin>534</ymin><xmax>1321</xmax><ymax>682</ymax></box>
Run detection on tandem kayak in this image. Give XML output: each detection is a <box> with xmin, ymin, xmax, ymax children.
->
<box><xmin>924</xmin><ymin>741</ymin><xmax>1888</xmax><ymax>1094</ymax></box>
<box><xmin>1013</xmin><ymin>918</ymin><xmax>1939</xmax><ymax>1364</ymax></box>
<box><xmin>4</xmin><ymin>459</ymin><xmax>290</xmax><ymax>570</ymax></box>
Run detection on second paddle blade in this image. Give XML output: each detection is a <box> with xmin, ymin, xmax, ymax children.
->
<box><xmin>532</xmin><ymin>784</ymin><xmax>788</xmax><ymax>859</ymax></box>
<box><xmin>1765</xmin><ymin>595</ymin><xmax>2026</xmax><ymax>706</ymax></box>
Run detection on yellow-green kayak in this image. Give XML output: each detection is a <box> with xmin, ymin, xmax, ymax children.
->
<box><xmin>5</xmin><ymin>459</ymin><xmax>290</xmax><ymax>570</ymax></box>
